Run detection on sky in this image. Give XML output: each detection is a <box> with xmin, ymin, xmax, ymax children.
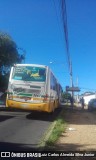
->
<box><xmin>0</xmin><ymin>0</ymin><xmax>96</xmax><ymax>94</ymax></box>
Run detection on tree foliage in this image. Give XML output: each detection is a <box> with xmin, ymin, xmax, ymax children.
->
<box><xmin>62</xmin><ymin>91</ymin><xmax>71</xmax><ymax>100</ymax></box>
<box><xmin>0</xmin><ymin>32</ymin><xmax>25</xmax><ymax>89</ymax></box>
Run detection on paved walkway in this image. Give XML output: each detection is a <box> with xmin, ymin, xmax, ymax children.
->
<box><xmin>55</xmin><ymin>105</ymin><xmax>96</xmax><ymax>151</ymax></box>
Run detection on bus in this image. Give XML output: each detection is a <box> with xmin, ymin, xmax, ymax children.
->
<box><xmin>6</xmin><ymin>64</ymin><xmax>63</xmax><ymax>113</ymax></box>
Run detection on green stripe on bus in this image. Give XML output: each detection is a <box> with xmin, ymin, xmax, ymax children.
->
<box><xmin>17</xmin><ymin>93</ymin><xmax>32</xmax><ymax>97</ymax></box>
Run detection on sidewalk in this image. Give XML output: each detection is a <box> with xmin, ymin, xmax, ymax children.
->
<box><xmin>54</xmin><ymin>105</ymin><xmax>96</xmax><ymax>151</ymax></box>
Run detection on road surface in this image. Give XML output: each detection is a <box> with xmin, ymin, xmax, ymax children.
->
<box><xmin>0</xmin><ymin>107</ymin><xmax>61</xmax><ymax>151</ymax></box>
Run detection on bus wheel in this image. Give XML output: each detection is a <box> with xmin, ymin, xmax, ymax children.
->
<box><xmin>52</xmin><ymin>101</ymin><xmax>55</xmax><ymax>112</ymax></box>
<box><xmin>49</xmin><ymin>104</ymin><xmax>54</xmax><ymax>114</ymax></box>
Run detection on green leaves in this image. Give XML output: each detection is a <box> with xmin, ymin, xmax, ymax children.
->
<box><xmin>0</xmin><ymin>32</ymin><xmax>24</xmax><ymax>68</ymax></box>
<box><xmin>62</xmin><ymin>92</ymin><xmax>71</xmax><ymax>100</ymax></box>
<box><xmin>0</xmin><ymin>31</ymin><xmax>25</xmax><ymax>89</ymax></box>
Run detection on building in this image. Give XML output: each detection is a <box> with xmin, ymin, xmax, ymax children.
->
<box><xmin>82</xmin><ymin>92</ymin><xmax>96</xmax><ymax>105</ymax></box>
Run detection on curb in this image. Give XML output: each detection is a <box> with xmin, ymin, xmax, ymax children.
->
<box><xmin>38</xmin><ymin>120</ymin><xmax>57</xmax><ymax>151</ymax></box>
<box><xmin>38</xmin><ymin>107</ymin><xmax>64</xmax><ymax>151</ymax></box>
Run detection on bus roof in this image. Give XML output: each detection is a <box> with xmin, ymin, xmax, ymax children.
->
<box><xmin>14</xmin><ymin>64</ymin><xmax>47</xmax><ymax>68</ymax></box>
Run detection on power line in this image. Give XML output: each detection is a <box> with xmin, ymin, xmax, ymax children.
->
<box><xmin>52</xmin><ymin>0</ymin><xmax>71</xmax><ymax>73</ymax></box>
<box><xmin>52</xmin><ymin>0</ymin><xmax>74</xmax><ymax>89</ymax></box>
<box><xmin>52</xmin><ymin>0</ymin><xmax>69</xmax><ymax>70</ymax></box>
<box><xmin>60</xmin><ymin>0</ymin><xmax>74</xmax><ymax>94</ymax></box>
<box><xmin>49</xmin><ymin>0</ymin><xmax>70</xmax><ymax>83</ymax></box>
<box><xmin>60</xmin><ymin>0</ymin><xmax>71</xmax><ymax>72</ymax></box>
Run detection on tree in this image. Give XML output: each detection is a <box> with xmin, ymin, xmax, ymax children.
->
<box><xmin>0</xmin><ymin>32</ymin><xmax>25</xmax><ymax>89</ymax></box>
<box><xmin>62</xmin><ymin>91</ymin><xmax>71</xmax><ymax>101</ymax></box>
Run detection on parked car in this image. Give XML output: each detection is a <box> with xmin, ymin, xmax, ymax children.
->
<box><xmin>88</xmin><ymin>98</ymin><xmax>96</xmax><ymax>111</ymax></box>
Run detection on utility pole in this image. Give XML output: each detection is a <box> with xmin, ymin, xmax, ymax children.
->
<box><xmin>70</xmin><ymin>60</ymin><xmax>73</xmax><ymax>97</ymax></box>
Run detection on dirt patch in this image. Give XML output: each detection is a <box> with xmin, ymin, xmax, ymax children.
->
<box><xmin>54</xmin><ymin>105</ymin><xmax>96</xmax><ymax>151</ymax></box>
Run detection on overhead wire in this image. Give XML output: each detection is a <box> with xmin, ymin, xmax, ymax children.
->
<box><xmin>52</xmin><ymin>0</ymin><xmax>70</xmax><ymax>76</ymax></box>
<box><xmin>60</xmin><ymin>0</ymin><xmax>74</xmax><ymax>90</ymax></box>
<box><xmin>52</xmin><ymin>0</ymin><xmax>74</xmax><ymax>88</ymax></box>
<box><xmin>52</xmin><ymin>0</ymin><xmax>66</xmax><ymax>63</ymax></box>
<box><xmin>60</xmin><ymin>0</ymin><xmax>71</xmax><ymax>71</ymax></box>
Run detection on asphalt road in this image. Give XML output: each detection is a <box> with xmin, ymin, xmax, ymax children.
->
<box><xmin>0</xmin><ymin>106</ymin><xmax>62</xmax><ymax>151</ymax></box>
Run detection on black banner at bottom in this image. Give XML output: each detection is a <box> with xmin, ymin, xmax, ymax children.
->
<box><xmin>0</xmin><ymin>151</ymin><xmax>96</xmax><ymax>158</ymax></box>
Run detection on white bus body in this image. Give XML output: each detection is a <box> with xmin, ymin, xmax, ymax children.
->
<box><xmin>6</xmin><ymin>64</ymin><xmax>63</xmax><ymax>112</ymax></box>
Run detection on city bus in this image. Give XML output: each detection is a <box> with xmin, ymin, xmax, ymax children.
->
<box><xmin>6</xmin><ymin>64</ymin><xmax>63</xmax><ymax>113</ymax></box>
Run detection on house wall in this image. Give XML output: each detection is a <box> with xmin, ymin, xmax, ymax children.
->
<box><xmin>84</xmin><ymin>95</ymin><xmax>96</xmax><ymax>105</ymax></box>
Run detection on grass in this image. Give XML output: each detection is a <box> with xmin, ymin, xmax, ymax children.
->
<box><xmin>44</xmin><ymin>108</ymin><xmax>67</xmax><ymax>148</ymax></box>
<box><xmin>46</xmin><ymin>118</ymin><xmax>65</xmax><ymax>146</ymax></box>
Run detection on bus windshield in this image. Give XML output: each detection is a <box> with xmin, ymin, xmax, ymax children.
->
<box><xmin>12</xmin><ymin>66</ymin><xmax>46</xmax><ymax>82</ymax></box>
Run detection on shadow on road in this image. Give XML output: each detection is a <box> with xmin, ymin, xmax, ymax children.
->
<box><xmin>0</xmin><ymin>115</ymin><xmax>14</xmax><ymax>122</ymax></box>
<box><xmin>26</xmin><ymin>107</ymin><xmax>62</xmax><ymax>122</ymax></box>
<box><xmin>0</xmin><ymin>107</ymin><xmax>62</xmax><ymax>122</ymax></box>
<box><xmin>0</xmin><ymin>142</ymin><xmax>43</xmax><ymax>151</ymax></box>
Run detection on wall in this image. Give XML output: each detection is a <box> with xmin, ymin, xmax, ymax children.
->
<box><xmin>84</xmin><ymin>94</ymin><xmax>96</xmax><ymax>105</ymax></box>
